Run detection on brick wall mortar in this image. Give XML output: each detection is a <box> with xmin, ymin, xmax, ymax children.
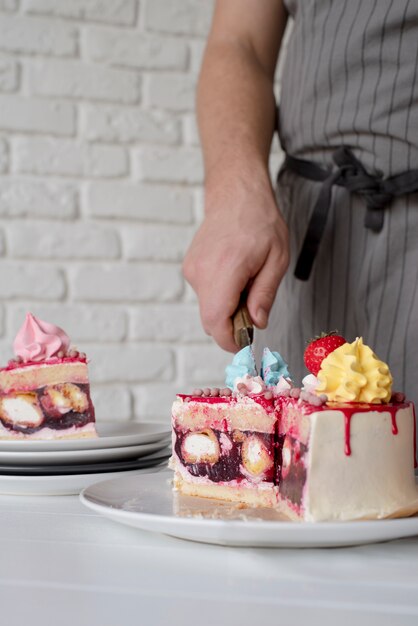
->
<box><xmin>0</xmin><ymin>0</ymin><xmax>286</xmax><ymax>423</ymax></box>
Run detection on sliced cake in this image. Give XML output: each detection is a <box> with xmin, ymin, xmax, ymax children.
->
<box><xmin>171</xmin><ymin>336</ymin><xmax>418</xmax><ymax>521</ymax></box>
<box><xmin>170</xmin><ymin>348</ymin><xmax>288</xmax><ymax>508</ymax></box>
<box><xmin>171</xmin><ymin>387</ymin><xmax>277</xmax><ymax>507</ymax></box>
<box><xmin>0</xmin><ymin>313</ymin><xmax>96</xmax><ymax>440</ymax></box>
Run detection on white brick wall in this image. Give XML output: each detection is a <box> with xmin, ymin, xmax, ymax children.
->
<box><xmin>22</xmin><ymin>0</ymin><xmax>138</xmax><ymax>26</ymax></box>
<box><xmin>0</xmin><ymin>1</ymin><xmax>286</xmax><ymax>424</ymax></box>
<box><xmin>0</xmin><ymin>14</ymin><xmax>77</xmax><ymax>56</ymax></box>
<box><xmin>14</xmin><ymin>137</ymin><xmax>128</xmax><ymax>177</ymax></box>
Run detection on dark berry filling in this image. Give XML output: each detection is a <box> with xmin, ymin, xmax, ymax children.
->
<box><xmin>174</xmin><ymin>426</ymin><xmax>275</xmax><ymax>483</ymax></box>
<box><xmin>0</xmin><ymin>383</ymin><xmax>95</xmax><ymax>434</ymax></box>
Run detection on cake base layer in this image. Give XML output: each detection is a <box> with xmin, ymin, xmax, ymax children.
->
<box><xmin>0</xmin><ymin>422</ymin><xmax>97</xmax><ymax>441</ymax></box>
<box><xmin>173</xmin><ymin>472</ymin><xmax>277</xmax><ymax>508</ymax></box>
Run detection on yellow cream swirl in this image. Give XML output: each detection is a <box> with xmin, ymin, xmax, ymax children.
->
<box><xmin>316</xmin><ymin>337</ymin><xmax>392</xmax><ymax>403</ymax></box>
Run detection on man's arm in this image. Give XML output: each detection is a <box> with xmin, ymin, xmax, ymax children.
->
<box><xmin>183</xmin><ymin>0</ymin><xmax>289</xmax><ymax>352</ymax></box>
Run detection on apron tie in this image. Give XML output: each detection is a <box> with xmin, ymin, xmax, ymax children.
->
<box><xmin>283</xmin><ymin>146</ymin><xmax>418</xmax><ymax>280</ymax></box>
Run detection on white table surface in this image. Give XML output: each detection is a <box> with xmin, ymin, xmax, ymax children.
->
<box><xmin>1</xmin><ymin>468</ymin><xmax>418</xmax><ymax>626</ymax></box>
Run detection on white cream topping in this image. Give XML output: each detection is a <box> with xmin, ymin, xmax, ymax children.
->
<box><xmin>274</xmin><ymin>376</ymin><xmax>292</xmax><ymax>394</ymax></box>
<box><xmin>234</xmin><ymin>374</ymin><xmax>265</xmax><ymax>394</ymax></box>
<box><xmin>302</xmin><ymin>374</ymin><xmax>319</xmax><ymax>393</ymax></box>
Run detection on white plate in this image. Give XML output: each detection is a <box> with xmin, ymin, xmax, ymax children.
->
<box><xmin>0</xmin><ymin>421</ymin><xmax>170</xmax><ymax>452</ymax></box>
<box><xmin>0</xmin><ymin>466</ymin><xmax>164</xmax><ymax>496</ymax></box>
<box><xmin>80</xmin><ymin>471</ymin><xmax>418</xmax><ymax>548</ymax></box>
<box><xmin>0</xmin><ymin>447</ymin><xmax>171</xmax><ymax>476</ymax></box>
<box><xmin>0</xmin><ymin>439</ymin><xmax>171</xmax><ymax>466</ymax></box>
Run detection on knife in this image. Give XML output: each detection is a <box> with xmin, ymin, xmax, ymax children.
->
<box><xmin>232</xmin><ymin>293</ymin><xmax>258</xmax><ymax>375</ymax></box>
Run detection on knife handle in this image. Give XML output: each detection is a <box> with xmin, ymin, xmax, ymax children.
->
<box><xmin>232</xmin><ymin>297</ymin><xmax>254</xmax><ymax>349</ymax></box>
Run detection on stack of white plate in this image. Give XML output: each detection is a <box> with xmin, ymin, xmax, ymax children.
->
<box><xmin>0</xmin><ymin>421</ymin><xmax>171</xmax><ymax>496</ymax></box>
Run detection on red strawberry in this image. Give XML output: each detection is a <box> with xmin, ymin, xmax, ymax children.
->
<box><xmin>304</xmin><ymin>331</ymin><xmax>346</xmax><ymax>376</ymax></box>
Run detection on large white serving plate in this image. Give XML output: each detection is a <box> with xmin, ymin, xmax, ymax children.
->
<box><xmin>80</xmin><ymin>471</ymin><xmax>418</xmax><ymax>548</ymax></box>
<box><xmin>0</xmin><ymin>421</ymin><xmax>170</xmax><ymax>452</ymax></box>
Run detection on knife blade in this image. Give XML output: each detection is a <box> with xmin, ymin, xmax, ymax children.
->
<box><xmin>232</xmin><ymin>294</ymin><xmax>258</xmax><ymax>375</ymax></box>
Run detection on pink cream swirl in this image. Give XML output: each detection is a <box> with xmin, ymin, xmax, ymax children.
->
<box><xmin>13</xmin><ymin>312</ymin><xmax>71</xmax><ymax>363</ymax></box>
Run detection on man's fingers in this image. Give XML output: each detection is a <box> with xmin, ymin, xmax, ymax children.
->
<box><xmin>183</xmin><ymin>210</ymin><xmax>290</xmax><ymax>351</ymax></box>
<box><xmin>204</xmin><ymin>315</ymin><xmax>237</xmax><ymax>352</ymax></box>
<box><xmin>200</xmin><ymin>304</ymin><xmax>241</xmax><ymax>352</ymax></box>
<box><xmin>197</xmin><ymin>267</ymin><xmax>249</xmax><ymax>352</ymax></box>
<box><xmin>199</xmin><ymin>291</ymin><xmax>243</xmax><ymax>352</ymax></box>
<box><xmin>247</xmin><ymin>250</ymin><xmax>286</xmax><ymax>329</ymax></box>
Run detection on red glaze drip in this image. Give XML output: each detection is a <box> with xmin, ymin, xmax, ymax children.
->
<box><xmin>344</xmin><ymin>414</ymin><xmax>352</xmax><ymax>456</ymax></box>
<box><xmin>337</xmin><ymin>402</ymin><xmax>411</xmax><ymax>457</ymax></box>
<box><xmin>283</xmin><ymin>398</ymin><xmax>412</xmax><ymax>458</ymax></box>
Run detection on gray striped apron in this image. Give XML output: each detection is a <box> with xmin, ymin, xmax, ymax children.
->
<box><xmin>254</xmin><ymin>0</ymin><xmax>418</xmax><ymax>414</ymax></box>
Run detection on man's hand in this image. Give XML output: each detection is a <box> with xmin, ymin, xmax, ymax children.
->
<box><xmin>185</xmin><ymin>0</ymin><xmax>288</xmax><ymax>351</ymax></box>
<box><xmin>183</xmin><ymin>168</ymin><xmax>289</xmax><ymax>352</ymax></box>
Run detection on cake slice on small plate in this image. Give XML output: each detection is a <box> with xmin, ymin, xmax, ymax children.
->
<box><xmin>0</xmin><ymin>313</ymin><xmax>96</xmax><ymax>440</ymax></box>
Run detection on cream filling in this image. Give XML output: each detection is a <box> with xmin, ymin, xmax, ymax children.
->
<box><xmin>183</xmin><ymin>433</ymin><xmax>217</xmax><ymax>460</ymax></box>
<box><xmin>282</xmin><ymin>444</ymin><xmax>291</xmax><ymax>470</ymax></box>
<box><xmin>50</xmin><ymin>392</ymin><xmax>72</xmax><ymax>414</ymax></box>
<box><xmin>2</xmin><ymin>397</ymin><xmax>43</xmax><ymax>427</ymax></box>
<box><xmin>244</xmin><ymin>437</ymin><xmax>264</xmax><ymax>465</ymax></box>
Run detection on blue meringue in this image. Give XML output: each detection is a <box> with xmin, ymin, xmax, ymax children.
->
<box><xmin>225</xmin><ymin>346</ymin><xmax>257</xmax><ymax>390</ymax></box>
<box><xmin>261</xmin><ymin>347</ymin><xmax>291</xmax><ymax>386</ymax></box>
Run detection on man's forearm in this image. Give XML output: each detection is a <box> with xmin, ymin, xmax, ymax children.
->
<box><xmin>198</xmin><ymin>44</ymin><xmax>276</xmax><ymax>191</ymax></box>
<box><xmin>197</xmin><ymin>3</ymin><xmax>288</xmax><ymax>201</ymax></box>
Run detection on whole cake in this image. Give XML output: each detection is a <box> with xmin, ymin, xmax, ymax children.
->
<box><xmin>170</xmin><ymin>335</ymin><xmax>418</xmax><ymax>521</ymax></box>
<box><xmin>0</xmin><ymin>313</ymin><xmax>97</xmax><ymax>440</ymax></box>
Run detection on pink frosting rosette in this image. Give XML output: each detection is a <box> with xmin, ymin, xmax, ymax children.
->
<box><xmin>13</xmin><ymin>312</ymin><xmax>70</xmax><ymax>363</ymax></box>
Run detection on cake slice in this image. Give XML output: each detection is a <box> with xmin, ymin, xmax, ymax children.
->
<box><xmin>0</xmin><ymin>313</ymin><xmax>96</xmax><ymax>440</ymax></box>
<box><xmin>276</xmin><ymin>394</ymin><xmax>418</xmax><ymax>521</ymax></box>
<box><xmin>171</xmin><ymin>386</ymin><xmax>277</xmax><ymax>507</ymax></box>
<box><xmin>276</xmin><ymin>335</ymin><xmax>418</xmax><ymax>520</ymax></box>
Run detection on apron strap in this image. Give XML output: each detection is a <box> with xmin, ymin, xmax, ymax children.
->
<box><xmin>284</xmin><ymin>147</ymin><xmax>418</xmax><ymax>280</ymax></box>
